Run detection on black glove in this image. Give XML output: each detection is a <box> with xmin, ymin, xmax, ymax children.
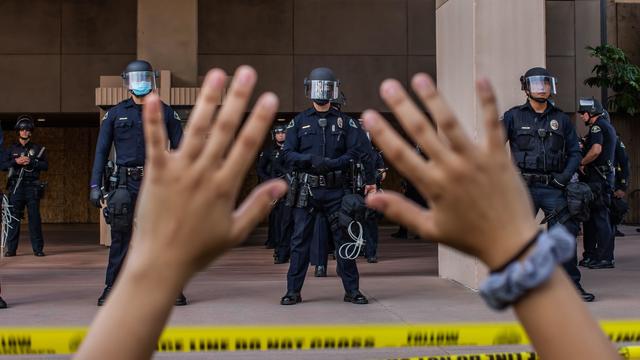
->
<box><xmin>311</xmin><ymin>156</ymin><xmax>331</xmax><ymax>174</ymax></box>
<box><xmin>89</xmin><ymin>187</ymin><xmax>103</xmax><ymax>208</ymax></box>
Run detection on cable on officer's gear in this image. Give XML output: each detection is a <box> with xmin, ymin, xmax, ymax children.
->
<box><xmin>338</xmin><ymin>220</ymin><xmax>366</xmax><ymax>260</ymax></box>
<box><xmin>1</xmin><ymin>194</ymin><xmax>19</xmax><ymax>252</ymax></box>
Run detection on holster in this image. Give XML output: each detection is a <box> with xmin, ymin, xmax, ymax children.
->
<box><xmin>284</xmin><ymin>172</ymin><xmax>298</xmax><ymax>207</ymax></box>
<box><xmin>32</xmin><ymin>180</ymin><xmax>47</xmax><ymax>200</ymax></box>
<box><xmin>104</xmin><ymin>171</ymin><xmax>133</xmax><ymax>232</ymax></box>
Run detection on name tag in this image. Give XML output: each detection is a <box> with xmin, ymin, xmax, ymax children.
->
<box><xmin>302</xmin><ymin>125</ymin><xmax>311</xmax><ymax>129</ymax></box>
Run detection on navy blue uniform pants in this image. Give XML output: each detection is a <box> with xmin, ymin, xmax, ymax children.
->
<box><xmin>310</xmin><ymin>213</ymin><xmax>330</xmax><ymax>266</ymax></box>
<box><xmin>5</xmin><ymin>182</ymin><xmax>44</xmax><ymax>254</ymax></box>
<box><xmin>364</xmin><ymin>216</ymin><xmax>379</xmax><ymax>258</ymax></box>
<box><xmin>287</xmin><ymin>188</ymin><xmax>359</xmax><ymax>293</ymax></box>
<box><xmin>105</xmin><ymin>183</ymin><xmax>139</xmax><ymax>287</ymax></box>
<box><xmin>528</xmin><ymin>184</ymin><xmax>581</xmax><ymax>284</ymax></box>
<box><xmin>583</xmin><ymin>181</ymin><xmax>614</xmax><ymax>262</ymax></box>
<box><xmin>273</xmin><ymin>200</ymin><xmax>293</xmax><ymax>261</ymax></box>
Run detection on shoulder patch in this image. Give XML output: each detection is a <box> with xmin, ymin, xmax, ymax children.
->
<box><xmin>102</xmin><ymin>111</ymin><xmax>109</xmax><ymax>121</ymax></box>
<box><xmin>349</xmin><ymin>118</ymin><xmax>357</xmax><ymax>128</ymax></box>
<box><xmin>173</xmin><ymin>111</ymin><xmax>181</xmax><ymax>121</ymax></box>
<box><xmin>591</xmin><ymin>125</ymin><xmax>601</xmax><ymax>134</ymax></box>
<box><xmin>287</xmin><ymin>119</ymin><xmax>295</xmax><ymax>129</ymax></box>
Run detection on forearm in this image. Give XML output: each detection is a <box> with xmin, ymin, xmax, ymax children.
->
<box><xmin>513</xmin><ymin>269</ymin><xmax>618</xmax><ymax>359</ymax></box>
<box><xmin>581</xmin><ymin>148</ymin><xmax>600</xmax><ymax>166</ymax></box>
<box><xmin>74</xmin><ymin>249</ymin><xmax>188</xmax><ymax>360</ymax></box>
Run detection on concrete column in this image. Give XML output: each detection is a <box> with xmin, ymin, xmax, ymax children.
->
<box><xmin>435</xmin><ymin>0</ymin><xmax>546</xmax><ymax>289</ymax></box>
<box><xmin>137</xmin><ymin>0</ymin><xmax>198</xmax><ymax>87</ymax></box>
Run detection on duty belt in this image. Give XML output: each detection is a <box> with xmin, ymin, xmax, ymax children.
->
<box><xmin>521</xmin><ymin>173</ymin><xmax>551</xmax><ymax>185</ymax></box>
<box><xmin>298</xmin><ymin>171</ymin><xmax>344</xmax><ymax>188</ymax></box>
<box><xmin>124</xmin><ymin>166</ymin><xmax>144</xmax><ymax>180</ymax></box>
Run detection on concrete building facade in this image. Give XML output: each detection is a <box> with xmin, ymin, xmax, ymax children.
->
<box><xmin>0</xmin><ymin>1</ymin><xmax>638</xmax><ymax>285</ymax></box>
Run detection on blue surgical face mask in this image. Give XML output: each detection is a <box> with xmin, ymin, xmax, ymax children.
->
<box><xmin>130</xmin><ymin>81</ymin><xmax>153</xmax><ymax>96</ymax></box>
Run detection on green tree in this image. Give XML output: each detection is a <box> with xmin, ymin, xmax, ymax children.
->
<box><xmin>585</xmin><ymin>44</ymin><xmax>640</xmax><ymax>116</ymax></box>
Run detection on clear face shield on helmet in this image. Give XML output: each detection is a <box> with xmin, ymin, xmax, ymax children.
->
<box><xmin>123</xmin><ymin>71</ymin><xmax>157</xmax><ymax>97</ymax></box>
<box><xmin>523</xmin><ymin>75</ymin><xmax>557</xmax><ymax>96</ymax></box>
<box><xmin>304</xmin><ymin>79</ymin><xmax>340</xmax><ymax>102</ymax></box>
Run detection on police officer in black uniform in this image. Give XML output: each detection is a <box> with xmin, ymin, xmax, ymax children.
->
<box><xmin>364</xmin><ymin>146</ymin><xmax>385</xmax><ymax>263</ymax></box>
<box><xmin>89</xmin><ymin>60</ymin><xmax>185</xmax><ymax>306</ymax></box>
<box><xmin>611</xmin><ymin>130</ymin><xmax>630</xmax><ymax>237</ymax></box>
<box><xmin>281</xmin><ymin>67</ymin><xmax>369</xmax><ymax>305</ymax></box>
<box><xmin>577</xmin><ymin>98</ymin><xmax>617</xmax><ymax>269</ymax></box>
<box><xmin>0</xmin><ymin>124</ymin><xmax>5</xmax><ymax>308</ymax></box>
<box><xmin>3</xmin><ymin>116</ymin><xmax>48</xmax><ymax>257</ymax></box>
<box><xmin>502</xmin><ymin>67</ymin><xmax>594</xmax><ymax>302</ymax></box>
<box><xmin>257</xmin><ymin>123</ymin><xmax>292</xmax><ymax>263</ymax></box>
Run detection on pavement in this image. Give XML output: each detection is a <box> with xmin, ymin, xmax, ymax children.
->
<box><xmin>1</xmin><ymin>224</ymin><xmax>639</xmax><ymax>359</ymax></box>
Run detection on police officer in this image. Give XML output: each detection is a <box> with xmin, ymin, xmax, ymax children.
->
<box><xmin>257</xmin><ymin>123</ymin><xmax>293</xmax><ymax>263</ymax></box>
<box><xmin>502</xmin><ymin>67</ymin><xmax>594</xmax><ymax>302</ymax></box>
<box><xmin>611</xmin><ymin>131</ymin><xmax>630</xmax><ymax>237</ymax></box>
<box><xmin>357</xmin><ymin>118</ymin><xmax>386</xmax><ymax>263</ymax></box>
<box><xmin>3</xmin><ymin>115</ymin><xmax>48</xmax><ymax>257</ymax></box>
<box><xmin>577</xmin><ymin>98</ymin><xmax>617</xmax><ymax>269</ymax></box>
<box><xmin>281</xmin><ymin>67</ymin><xmax>369</xmax><ymax>305</ymax></box>
<box><xmin>89</xmin><ymin>60</ymin><xmax>185</xmax><ymax>306</ymax></box>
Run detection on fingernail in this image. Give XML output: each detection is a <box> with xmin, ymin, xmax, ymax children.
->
<box><xmin>362</xmin><ymin>112</ymin><xmax>377</xmax><ymax>130</ymax></box>
<box><xmin>261</xmin><ymin>93</ymin><xmax>278</xmax><ymax>109</ymax></box>
<box><xmin>381</xmin><ymin>80</ymin><xmax>399</xmax><ymax>98</ymax></box>
<box><xmin>207</xmin><ymin>70</ymin><xmax>225</xmax><ymax>88</ymax></box>
<box><xmin>271</xmin><ymin>183</ymin><xmax>287</xmax><ymax>198</ymax></box>
<box><xmin>237</xmin><ymin>66</ymin><xmax>254</xmax><ymax>85</ymax></box>
<box><xmin>413</xmin><ymin>73</ymin><xmax>434</xmax><ymax>93</ymax></box>
<box><xmin>477</xmin><ymin>78</ymin><xmax>490</xmax><ymax>92</ymax></box>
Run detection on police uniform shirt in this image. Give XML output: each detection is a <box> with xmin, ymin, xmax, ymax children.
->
<box><xmin>502</xmin><ymin>101</ymin><xmax>581</xmax><ymax>185</ymax></box>
<box><xmin>583</xmin><ymin>117</ymin><xmax>616</xmax><ymax>168</ymax></box>
<box><xmin>257</xmin><ymin>143</ymin><xmax>288</xmax><ymax>182</ymax></box>
<box><xmin>5</xmin><ymin>141</ymin><xmax>48</xmax><ymax>180</ymax></box>
<box><xmin>90</xmin><ymin>98</ymin><xmax>183</xmax><ymax>187</ymax></box>
<box><xmin>283</xmin><ymin>107</ymin><xmax>362</xmax><ymax>172</ymax></box>
<box><xmin>614</xmin><ymin>137</ymin><xmax>630</xmax><ymax>191</ymax></box>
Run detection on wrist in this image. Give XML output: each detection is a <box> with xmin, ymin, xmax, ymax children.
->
<box><xmin>479</xmin><ymin>222</ymin><xmax>539</xmax><ymax>269</ymax></box>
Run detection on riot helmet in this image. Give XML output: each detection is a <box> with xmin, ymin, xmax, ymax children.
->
<box><xmin>16</xmin><ymin>115</ymin><xmax>35</xmax><ymax>140</ymax></box>
<box><xmin>578</xmin><ymin>97</ymin><xmax>604</xmax><ymax>117</ymax></box>
<box><xmin>273</xmin><ymin>121</ymin><xmax>287</xmax><ymax>144</ymax></box>
<box><xmin>304</xmin><ymin>67</ymin><xmax>340</xmax><ymax>105</ymax></box>
<box><xmin>122</xmin><ymin>60</ymin><xmax>157</xmax><ymax>97</ymax></box>
<box><xmin>520</xmin><ymin>67</ymin><xmax>557</xmax><ymax>104</ymax></box>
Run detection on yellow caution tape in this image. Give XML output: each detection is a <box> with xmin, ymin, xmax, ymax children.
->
<box><xmin>621</xmin><ymin>346</ymin><xmax>640</xmax><ymax>360</ymax></box>
<box><xmin>0</xmin><ymin>321</ymin><xmax>639</xmax><ymax>355</ymax></box>
<box><xmin>390</xmin><ymin>347</ymin><xmax>640</xmax><ymax>360</ymax></box>
<box><xmin>390</xmin><ymin>352</ymin><xmax>539</xmax><ymax>360</ymax></box>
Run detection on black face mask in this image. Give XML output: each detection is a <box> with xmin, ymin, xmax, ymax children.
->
<box><xmin>313</xmin><ymin>100</ymin><xmax>329</xmax><ymax>106</ymax></box>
